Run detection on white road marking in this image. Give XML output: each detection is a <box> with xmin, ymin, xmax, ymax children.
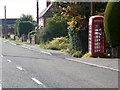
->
<box><xmin>66</xmin><ymin>58</ymin><xmax>120</xmax><ymax>72</ymax></box>
<box><xmin>28</xmin><ymin>47</ymin><xmax>31</xmax><ymax>50</ymax></box>
<box><xmin>3</xmin><ymin>41</ymin><xmax>6</xmax><ymax>42</ymax></box>
<box><xmin>3</xmin><ymin>40</ymin><xmax>9</xmax><ymax>43</ymax></box>
<box><xmin>7</xmin><ymin>59</ymin><xmax>11</xmax><ymax>62</ymax></box>
<box><xmin>41</xmin><ymin>51</ymin><xmax>52</xmax><ymax>55</ymax></box>
<box><xmin>22</xmin><ymin>46</ymin><xmax>31</xmax><ymax>49</ymax></box>
<box><xmin>16</xmin><ymin>66</ymin><xmax>23</xmax><ymax>71</ymax></box>
<box><xmin>1</xmin><ymin>55</ymin><xmax>3</xmax><ymax>58</ymax></box>
<box><xmin>0</xmin><ymin>83</ymin><xmax>1</xmax><ymax>90</ymax></box>
<box><xmin>32</xmin><ymin>78</ymin><xmax>46</xmax><ymax>88</ymax></box>
<box><xmin>22</xmin><ymin>46</ymin><xmax>26</xmax><ymax>48</ymax></box>
<box><xmin>10</xmin><ymin>42</ymin><xmax>16</xmax><ymax>45</ymax></box>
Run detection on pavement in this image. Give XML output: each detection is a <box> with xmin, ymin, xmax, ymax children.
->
<box><xmin>12</xmin><ymin>40</ymin><xmax>120</xmax><ymax>72</ymax></box>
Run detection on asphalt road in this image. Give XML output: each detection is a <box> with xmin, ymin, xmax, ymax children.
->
<box><xmin>1</xmin><ymin>39</ymin><xmax>118</xmax><ymax>88</ymax></box>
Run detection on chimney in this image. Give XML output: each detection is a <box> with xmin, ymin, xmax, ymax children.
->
<box><xmin>46</xmin><ymin>0</ymin><xmax>51</xmax><ymax>7</ymax></box>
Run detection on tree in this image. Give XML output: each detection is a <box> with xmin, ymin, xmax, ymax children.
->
<box><xmin>20</xmin><ymin>14</ymin><xmax>34</xmax><ymax>22</ymax></box>
<box><xmin>94</xmin><ymin>2</ymin><xmax>107</xmax><ymax>15</ymax></box>
<box><xmin>104</xmin><ymin>1</ymin><xmax>120</xmax><ymax>58</ymax></box>
<box><xmin>15</xmin><ymin>14</ymin><xmax>34</xmax><ymax>37</ymax></box>
<box><xmin>19</xmin><ymin>21</ymin><xmax>34</xmax><ymax>36</ymax></box>
<box><xmin>15</xmin><ymin>19</ymin><xmax>20</xmax><ymax>36</ymax></box>
<box><xmin>39</xmin><ymin>16</ymin><xmax>68</xmax><ymax>43</ymax></box>
<box><xmin>52</xmin><ymin>2</ymin><xmax>90</xmax><ymax>55</ymax></box>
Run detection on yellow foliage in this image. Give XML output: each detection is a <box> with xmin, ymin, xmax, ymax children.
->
<box><xmin>60</xmin><ymin>2</ymin><xmax>87</xmax><ymax>31</ymax></box>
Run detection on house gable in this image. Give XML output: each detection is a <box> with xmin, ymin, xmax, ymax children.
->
<box><xmin>39</xmin><ymin>3</ymin><xmax>53</xmax><ymax>27</ymax></box>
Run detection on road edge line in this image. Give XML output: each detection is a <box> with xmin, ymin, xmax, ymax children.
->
<box><xmin>66</xmin><ymin>58</ymin><xmax>120</xmax><ymax>72</ymax></box>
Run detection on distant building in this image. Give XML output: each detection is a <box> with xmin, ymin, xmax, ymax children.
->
<box><xmin>39</xmin><ymin>1</ymin><xmax>53</xmax><ymax>28</ymax></box>
<box><xmin>0</xmin><ymin>18</ymin><xmax>17</xmax><ymax>37</ymax></box>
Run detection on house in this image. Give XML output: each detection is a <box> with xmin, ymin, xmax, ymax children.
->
<box><xmin>0</xmin><ymin>18</ymin><xmax>17</xmax><ymax>37</ymax></box>
<box><xmin>39</xmin><ymin>1</ymin><xmax>53</xmax><ymax>28</ymax></box>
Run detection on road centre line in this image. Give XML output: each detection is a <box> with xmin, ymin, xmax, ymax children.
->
<box><xmin>7</xmin><ymin>59</ymin><xmax>12</xmax><ymax>62</ymax></box>
<box><xmin>41</xmin><ymin>51</ymin><xmax>52</xmax><ymax>55</ymax></box>
<box><xmin>16</xmin><ymin>66</ymin><xmax>23</xmax><ymax>71</ymax></box>
<box><xmin>1</xmin><ymin>55</ymin><xmax>3</xmax><ymax>58</ymax></box>
<box><xmin>66</xmin><ymin>58</ymin><xmax>120</xmax><ymax>72</ymax></box>
<box><xmin>32</xmin><ymin>78</ymin><xmax>47</xmax><ymax>88</ymax></box>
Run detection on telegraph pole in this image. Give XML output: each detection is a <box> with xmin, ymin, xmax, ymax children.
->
<box><xmin>4</xmin><ymin>6</ymin><xmax>7</xmax><ymax>38</ymax></box>
<box><xmin>90</xmin><ymin>0</ymin><xmax>94</xmax><ymax>16</ymax></box>
<box><xmin>37</xmin><ymin>0</ymin><xmax>39</xmax><ymax>30</ymax></box>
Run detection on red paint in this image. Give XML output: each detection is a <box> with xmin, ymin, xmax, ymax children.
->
<box><xmin>88</xmin><ymin>15</ymin><xmax>106</xmax><ymax>57</ymax></box>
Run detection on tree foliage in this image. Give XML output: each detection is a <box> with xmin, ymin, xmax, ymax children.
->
<box><xmin>54</xmin><ymin>2</ymin><xmax>89</xmax><ymax>31</ymax></box>
<box><xmin>15</xmin><ymin>19</ymin><xmax>21</xmax><ymax>36</ymax></box>
<box><xmin>19</xmin><ymin>21</ymin><xmax>34</xmax><ymax>36</ymax></box>
<box><xmin>15</xmin><ymin>14</ymin><xmax>34</xmax><ymax>37</ymax></box>
<box><xmin>53</xmin><ymin>2</ymin><xmax>107</xmax><ymax>26</ymax></box>
<box><xmin>104</xmin><ymin>1</ymin><xmax>120</xmax><ymax>46</ymax></box>
<box><xmin>94</xmin><ymin>2</ymin><xmax>107</xmax><ymax>15</ymax></box>
<box><xmin>38</xmin><ymin>16</ymin><xmax>68</xmax><ymax>43</ymax></box>
<box><xmin>52</xmin><ymin>2</ymin><xmax>89</xmax><ymax>54</ymax></box>
<box><xmin>104</xmin><ymin>1</ymin><xmax>120</xmax><ymax>58</ymax></box>
<box><xmin>19</xmin><ymin>14</ymin><xmax>34</xmax><ymax>22</ymax></box>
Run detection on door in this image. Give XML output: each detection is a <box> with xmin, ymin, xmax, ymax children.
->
<box><xmin>94</xmin><ymin>24</ymin><xmax>105</xmax><ymax>55</ymax></box>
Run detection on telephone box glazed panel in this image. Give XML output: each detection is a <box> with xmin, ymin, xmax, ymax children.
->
<box><xmin>88</xmin><ymin>16</ymin><xmax>106</xmax><ymax>56</ymax></box>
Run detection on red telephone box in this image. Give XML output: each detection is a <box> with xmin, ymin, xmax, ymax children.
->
<box><xmin>88</xmin><ymin>15</ymin><xmax>106</xmax><ymax>57</ymax></box>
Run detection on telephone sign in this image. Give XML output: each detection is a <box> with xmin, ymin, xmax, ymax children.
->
<box><xmin>88</xmin><ymin>15</ymin><xmax>106</xmax><ymax>56</ymax></box>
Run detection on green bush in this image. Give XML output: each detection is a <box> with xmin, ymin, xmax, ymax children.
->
<box><xmin>82</xmin><ymin>53</ymin><xmax>92</xmax><ymax>58</ymax></box>
<box><xmin>65</xmin><ymin>48</ymin><xmax>82</xmax><ymax>58</ymax></box>
<box><xmin>104</xmin><ymin>1</ymin><xmax>120</xmax><ymax>46</ymax></box>
<box><xmin>15</xmin><ymin>14</ymin><xmax>34</xmax><ymax>37</ymax></box>
<box><xmin>68</xmin><ymin>29</ymin><xmax>88</xmax><ymax>55</ymax></box>
<box><xmin>38</xmin><ymin>16</ymin><xmax>68</xmax><ymax>43</ymax></box>
<box><xmin>71</xmin><ymin>50</ymin><xmax>82</xmax><ymax>58</ymax></box>
<box><xmin>38</xmin><ymin>28</ymin><xmax>50</xmax><ymax>43</ymax></box>
<box><xmin>46</xmin><ymin>37</ymin><xmax>69</xmax><ymax>50</ymax></box>
<box><xmin>18</xmin><ymin>21</ymin><xmax>34</xmax><ymax>36</ymax></box>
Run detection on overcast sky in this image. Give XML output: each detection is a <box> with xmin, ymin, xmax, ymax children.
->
<box><xmin>0</xmin><ymin>0</ymin><xmax>47</xmax><ymax>20</ymax></box>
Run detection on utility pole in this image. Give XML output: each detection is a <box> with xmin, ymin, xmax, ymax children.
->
<box><xmin>90</xmin><ymin>0</ymin><xmax>93</xmax><ymax>16</ymax></box>
<box><xmin>37</xmin><ymin>0</ymin><xmax>39</xmax><ymax>30</ymax></box>
<box><xmin>4</xmin><ymin>6</ymin><xmax>7</xmax><ymax>38</ymax></box>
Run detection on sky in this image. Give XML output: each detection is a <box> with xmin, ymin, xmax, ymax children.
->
<box><xmin>0</xmin><ymin>0</ymin><xmax>47</xmax><ymax>20</ymax></box>
<box><xmin>0</xmin><ymin>0</ymin><xmax>111</xmax><ymax>20</ymax></box>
